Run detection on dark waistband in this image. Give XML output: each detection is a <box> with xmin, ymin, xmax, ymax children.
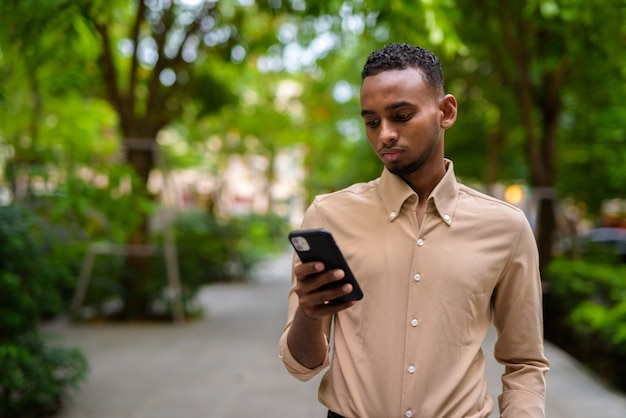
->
<box><xmin>327</xmin><ymin>410</ymin><xmax>346</xmax><ymax>418</ymax></box>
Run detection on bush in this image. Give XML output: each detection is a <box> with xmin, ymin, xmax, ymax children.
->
<box><xmin>170</xmin><ymin>210</ymin><xmax>289</xmax><ymax>284</ymax></box>
<box><xmin>0</xmin><ymin>205</ymin><xmax>88</xmax><ymax>416</ymax></box>
<box><xmin>73</xmin><ymin>210</ymin><xmax>291</xmax><ymax>321</ymax></box>
<box><xmin>0</xmin><ymin>331</ymin><xmax>87</xmax><ymax>417</ymax></box>
<box><xmin>152</xmin><ymin>211</ymin><xmax>290</xmax><ymax>319</ymax></box>
<box><xmin>545</xmin><ymin>258</ymin><xmax>626</xmax><ymax>391</ymax></box>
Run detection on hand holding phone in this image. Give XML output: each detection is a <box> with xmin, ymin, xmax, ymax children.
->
<box><xmin>289</xmin><ymin>228</ymin><xmax>363</xmax><ymax>304</ymax></box>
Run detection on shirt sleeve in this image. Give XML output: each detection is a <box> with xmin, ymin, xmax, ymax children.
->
<box><xmin>492</xmin><ymin>214</ymin><xmax>550</xmax><ymax>417</ymax></box>
<box><xmin>278</xmin><ymin>202</ymin><xmax>333</xmax><ymax>381</ymax></box>
<box><xmin>278</xmin><ymin>323</ymin><xmax>331</xmax><ymax>381</ymax></box>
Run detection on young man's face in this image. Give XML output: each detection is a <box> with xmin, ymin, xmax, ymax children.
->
<box><xmin>360</xmin><ymin>67</ymin><xmax>455</xmax><ymax>177</ymax></box>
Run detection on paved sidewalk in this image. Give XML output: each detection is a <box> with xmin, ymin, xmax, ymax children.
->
<box><xmin>48</xmin><ymin>252</ymin><xmax>626</xmax><ymax>418</ymax></box>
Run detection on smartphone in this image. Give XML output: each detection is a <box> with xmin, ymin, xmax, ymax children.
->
<box><xmin>289</xmin><ymin>228</ymin><xmax>363</xmax><ymax>303</ymax></box>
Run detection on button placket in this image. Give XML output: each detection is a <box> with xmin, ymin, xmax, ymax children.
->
<box><xmin>404</xmin><ymin>224</ymin><xmax>425</xmax><ymax>418</ymax></box>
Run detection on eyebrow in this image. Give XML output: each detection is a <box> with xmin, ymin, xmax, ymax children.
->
<box><xmin>361</xmin><ymin>101</ymin><xmax>412</xmax><ymax>117</ymax></box>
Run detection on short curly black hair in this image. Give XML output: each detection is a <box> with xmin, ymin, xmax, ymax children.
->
<box><xmin>361</xmin><ymin>43</ymin><xmax>445</xmax><ymax>93</ymax></box>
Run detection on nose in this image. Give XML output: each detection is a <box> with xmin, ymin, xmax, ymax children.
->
<box><xmin>378</xmin><ymin>121</ymin><xmax>397</xmax><ymax>145</ymax></box>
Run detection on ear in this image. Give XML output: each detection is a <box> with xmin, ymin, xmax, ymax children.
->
<box><xmin>439</xmin><ymin>94</ymin><xmax>457</xmax><ymax>129</ymax></box>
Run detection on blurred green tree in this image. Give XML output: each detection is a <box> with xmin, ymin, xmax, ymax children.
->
<box><xmin>447</xmin><ymin>0</ymin><xmax>626</xmax><ymax>273</ymax></box>
<box><xmin>0</xmin><ymin>0</ymin><xmax>308</xmax><ymax>318</ymax></box>
<box><xmin>345</xmin><ymin>0</ymin><xmax>626</xmax><ymax>273</ymax></box>
<box><xmin>0</xmin><ymin>0</ymin><xmax>623</xmax><ymax>317</ymax></box>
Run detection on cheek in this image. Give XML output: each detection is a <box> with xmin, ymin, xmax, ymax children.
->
<box><xmin>365</xmin><ymin>131</ymin><xmax>378</xmax><ymax>149</ymax></box>
<box><xmin>408</xmin><ymin>116</ymin><xmax>438</xmax><ymax>137</ymax></box>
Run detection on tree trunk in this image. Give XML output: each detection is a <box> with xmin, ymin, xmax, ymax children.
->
<box><xmin>485</xmin><ymin>126</ymin><xmax>504</xmax><ymax>195</ymax></box>
<box><xmin>534</xmin><ymin>190</ymin><xmax>557</xmax><ymax>277</ymax></box>
<box><xmin>86</xmin><ymin>1</ymin><xmax>227</xmax><ymax>320</ymax></box>
<box><xmin>532</xmin><ymin>68</ymin><xmax>565</xmax><ymax>277</ymax></box>
<box><xmin>119</xmin><ymin>139</ymin><xmax>157</xmax><ymax>319</ymax></box>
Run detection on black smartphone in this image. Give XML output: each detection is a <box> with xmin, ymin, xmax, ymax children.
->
<box><xmin>288</xmin><ymin>228</ymin><xmax>363</xmax><ymax>303</ymax></box>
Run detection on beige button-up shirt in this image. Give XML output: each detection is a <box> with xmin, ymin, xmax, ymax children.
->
<box><xmin>279</xmin><ymin>160</ymin><xmax>549</xmax><ymax>418</ymax></box>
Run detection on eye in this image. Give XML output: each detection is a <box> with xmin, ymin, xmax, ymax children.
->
<box><xmin>395</xmin><ymin>113</ymin><xmax>412</xmax><ymax>122</ymax></box>
<box><xmin>364</xmin><ymin>118</ymin><xmax>380</xmax><ymax>128</ymax></box>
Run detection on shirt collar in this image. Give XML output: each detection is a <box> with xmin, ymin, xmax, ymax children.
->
<box><xmin>379</xmin><ymin>159</ymin><xmax>459</xmax><ymax>225</ymax></box>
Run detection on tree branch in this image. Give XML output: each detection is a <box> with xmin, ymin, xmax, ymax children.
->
<box><xmin>498</xmin><ymin>2</ymin><xmax>546</xmax><ymax>185</ymax></box>
<box><xmin>138</xmin><ymin>5</ymin><xmax>176</xmax><ymax>134</ymax></box>
<box><xmin>144</xmin><ymin>2</ymin><xmax>214</xmax><ymax>132</ymax></box>
<box><xmin>94</xmin><ymin>21</ymin><xmax>127</xmax><ymax>133</ymax></box>
<box><xmin>127</xmin><ymin>0</ymin><xmax>147</xmax><ymax>117</ymax></box>
<box><xmin>539</xmin><ymin>58</ymin><xmax>569</xmax><ymax>183</ymax></box>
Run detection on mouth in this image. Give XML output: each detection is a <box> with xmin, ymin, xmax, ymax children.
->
<box><xmin>380</xmin><ymin>148</ymin><xmax>404</xmax><ymax>162</ymax></box>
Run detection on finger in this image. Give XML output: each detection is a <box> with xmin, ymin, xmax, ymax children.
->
<box><xmin>315</xmin><ymin>282</ymin><xmax>352</xmax><ymax>305</ymax></box>
<box><xmin>300</xmin><ymin>269</ymin><xmax>346</xmax><ymax>297</ymax></box>
<box><xmin>294</xmin><ymin>261</ymin><xmax>325</xmax><ymax>281</ymax></box>
<box><xmin>305</xmin><ymin>300</ymin><xmax>358</xmax><ymax>319</ymax></box>
<box><xmin>297</xmin><ymin>278</ymin><xmax>348</xmax><ymax>308</ymax></box>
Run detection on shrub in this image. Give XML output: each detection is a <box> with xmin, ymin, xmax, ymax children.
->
<box><xmin>73</xmin><ymin>210</ymin><xmax>291</xmax><ymax>321</ymax></box>
<box><xmin>169</xmin><ymin>210</ymin><xmax>289</xmax><ymax>284</ymax></box>
<box><xmin>0</xmin><ymin>205</ymin><xmax>88</xmax><ymax>416</ymax></box>
<box><xmin>546</xmin><ymin>258</ymin><xmax>626</xmax><ymax>390</ymax></box>
<box><xmin>0</xmin><ymin>331</ymin><xmax>88</xmax><ymax>417</ymax></box>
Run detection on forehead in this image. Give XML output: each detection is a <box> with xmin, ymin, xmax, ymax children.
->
<box><xmin>360</xmin><ymin>68</ymin><xmax>434</xmax><ymax>108</ymax></box>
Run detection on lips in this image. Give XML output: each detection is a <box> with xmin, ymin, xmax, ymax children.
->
<box><xmin>380</xmin><ymin>148</ymin><xmax>404</xmax><ymax>162</ymax></box>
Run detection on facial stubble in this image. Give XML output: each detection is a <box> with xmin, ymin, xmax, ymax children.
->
<box><xmin>385</xmin><ymin>119</ymin><xmax>441</xmax><ymax>176</ymax></box>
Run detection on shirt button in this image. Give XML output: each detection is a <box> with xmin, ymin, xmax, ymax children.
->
<box><xmin>411</xmin><ymin>319</ymin><xmax>419</xmax><ymax>327</ymax></box>
<box><xmin>443</xmin><ymin>214</ymin><xmax>451</xmax><ymax>222</ymax></box>
<box><xmin>417</xmin><ymin>238</ymin><xmax>424</xmax><ymax>246</ymax></box>
<box><xmin>414</xmin><ymin>273</ymin><xmax>421</xmax><ymax>281</ymax></box>
<box><xmin>406</xmin><ymin>410</ymin><xmax>413</xmax><ymax>417</ymax></box>
<box><xmin>408</xmin><ymin>365</ymin><xmax>415</xmax><ymax>374</ymax></box>
<box><xmin>390</xmin><ymin>211</ymin><xmax>397</xmax><ymax>220</ymax></box>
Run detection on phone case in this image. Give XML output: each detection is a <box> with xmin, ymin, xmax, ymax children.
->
<box><xmin>288</xmin><ymin>228</ymin><xmax>363</xmax><ymax>303</ymax></box>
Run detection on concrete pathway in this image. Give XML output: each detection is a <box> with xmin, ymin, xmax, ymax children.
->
<box><xmin>47</xmin><ymin>252</ymin><xmax>626</xmax><ymax>418</ymax></box>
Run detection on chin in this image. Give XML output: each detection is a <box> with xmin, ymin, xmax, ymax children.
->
<box><xmin>388</xmin><ymin>161</ymin><xmax>422</xmax><ymax>176</ymax></box>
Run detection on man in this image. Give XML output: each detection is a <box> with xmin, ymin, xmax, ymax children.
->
<box><xmin>279</xmin><ymin>43</ymin><xmax>549</xmax><ymax>418</ymax></box>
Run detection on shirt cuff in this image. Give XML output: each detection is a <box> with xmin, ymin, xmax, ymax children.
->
<box><xmin>498</xmin><ymin>390</ymin><xmax>546</xmax><ymax>418</ymax></box>
<box><xmin>278</xmin><ymin>329</ymin><xmax>330</xmax><ymax>382</ymax></box>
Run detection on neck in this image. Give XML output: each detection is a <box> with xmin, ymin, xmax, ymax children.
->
<box><xmin>401</xmin><ymin>160</ymin><xmax>446</xmax><ymax>206</ymax></box>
